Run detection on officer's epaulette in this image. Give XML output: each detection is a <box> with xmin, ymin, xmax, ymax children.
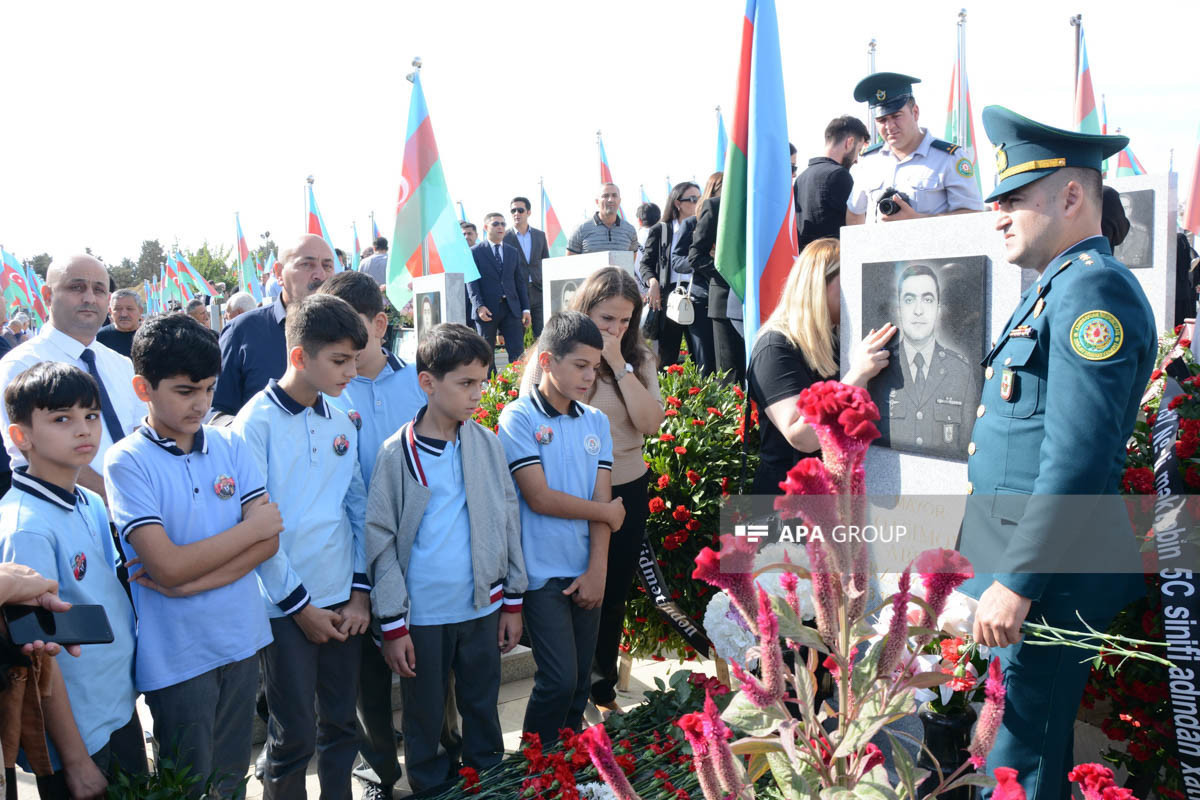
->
<box><xmin>930</xmin><ymin>139</ymin><xmax>959</xmax><ymax>155</ymax></box>
<box><xmin>861</xmin><ymin>142</ymin><xmax>884</xmax><ymax>156</ymax></box>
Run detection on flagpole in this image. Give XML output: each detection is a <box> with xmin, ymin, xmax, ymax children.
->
<box><xmin>596</xmin><ymin>130</ymin><xmax>603</xmax><ymax>184</ymax></box>
<box><xmin>957</xmin><ymin>10</ymin><xmax>967</xmax><ymax>151</ymax></box>
<box><xmin>369</xmin><ymin>211</ymin><xmax>375</xmax><ymax>240</ymax></box>
<box><xmin>1071</xmin><ymin>14</ymin><xmax>1082</xmax><ymax>108</ymax></box>
<box><xmin>407</xmin><ymin>57</ymin><xmax>429</xmax><ymax>277</ymax></box>
<box><xmin>538</xmin><ymin>176</ymin><xmax>545</xmax><ymax>231</ymax></box>
<box><xmin>305</xmin><ymin>176</ymin><xmax>314</xmax><ymax>232</ymax></box>
<box><xmin>867</xmin><ymin>39</ymin><xmax>878</xmax><ymax>143</ymax></box>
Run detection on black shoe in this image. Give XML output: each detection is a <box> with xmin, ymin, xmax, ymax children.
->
<box><xmin>254</xmin><ymin>749</ymin><xmax>267</xmax><ymax>780</ymax></box>
<box><xmin>358</xmin><ymin>778</ymin><xmax>393</xmax><ymax>800</ymax></box>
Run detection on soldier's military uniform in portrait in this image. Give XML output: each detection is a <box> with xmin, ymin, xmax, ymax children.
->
<box><xmin>871</xmin><ymin>340</ymin><xmax>977</xmax><ymax>458</ymax></box>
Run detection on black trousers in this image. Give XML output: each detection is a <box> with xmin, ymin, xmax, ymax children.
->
<box><xmin>474</xmin><ymin>305</ymin><xmax>525</xmax><ymax>376</ymax></box>
<box><xmin>589</xmin><ymin>472</ymin><xmax>650</xmax><ymax>705</ymax></box>
<box><xmin>657</xmin><ymin>287</ymin><xmax>715</xmax><ymax>375</ymax></box>
<box><xmin>710</xmin><ymin>317</ymin><xmax>745</xmax><ymax>385</ymax></box>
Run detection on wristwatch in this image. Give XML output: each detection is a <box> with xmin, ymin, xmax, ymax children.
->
<box><xmin>616</xmin><ymin>362</ymin><xmax>634</xmax><ymax>380</ymax></box>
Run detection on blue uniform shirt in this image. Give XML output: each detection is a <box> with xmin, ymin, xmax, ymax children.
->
<box><xmin>0</xmin><ymin>471</ymin><xmax>137</xmax><ymax>757</ymax></box>
<box><xmin>213</xmin><ymin>296</ymin><xmax>287</xmax><ymax>415</ymax></box>
<box><xmin>232</xmin><ymin>380</ymin><xmax>368</xmax><ymax>617</ymax></box>
<box><xmin>498</xmin><ymin>389</ymin><xmax>612</xmax><ymax>591</ymax></box>
<box><xmin>327</xmin><ymin>349</ymin><xmax>425</xmax><ymax>487</ymax></box>
<box><xmin>103</xmin><ymin>423</ymin><xmax>273</xmax><ymax>692</ymax></box>
<box><xmin>406</xmin><ymin>419</ymin><xmax>500</xmax><ymax>625</ymax></box>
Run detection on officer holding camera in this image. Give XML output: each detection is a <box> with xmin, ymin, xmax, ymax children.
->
<box><xmin>846</xmin><ymin>73</ymin><xmax>983</xmax><ymax>224</ymax></box>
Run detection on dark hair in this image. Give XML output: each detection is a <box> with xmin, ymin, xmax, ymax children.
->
<box><xmin>789</xmin><ymin>142</ymin><xmax>797</xmax><ymax>156</ymax></box>
<box><xmin>538</xmin><ymin>311</ymin><xmax>603</xmax><ymax>359</ymax></box>
<box><xmin>699</xmin><ymin>172</ymin><xmax>723</xmax><ymax>206</ymax></box>
<box><xmin>636</xmin><ymin>203</ymin><xmax>661</xmax><ymax>227</ymax></box>
<box><xmin>568</xmin><ymin>268</ymin><xmax>650</xmax><ymax>384</ymax></box>
<box><xmin>319</xmin><ymin>270</ymin><xmax>384</xmax><ymax>318</ymax></box>
<box><xmin>5</xmin><ymin>362</ymin><xmax>100</xmax><ymax>427</ymax></box>
<box><xmin>460</xmin><ymin>221</ymin><xmax>477</xmax><ymax>233</ymax></box>
<box><xmin>897</xmin><ymin>264</ymin><xmax>940</xmax><ymax>303</ymax></box>
<box><xmin>185</xmin><ymin>298</ymin><xmax>206</xmax><ymax>314</ymax></box>
<box><xmin>373</xmin><ymin>237</ymin><xmax>388</xmax><ymax>251</ymax></box>
<box><xmin>416</xmin><ymin>323</ymin><xmax>491</xmax><ymax>378</ymax></box>
<box><xmin>484</xmin><ymin>212</ymin><xmax>505</xmax><ymax>225</ymax></box>
<box><xmin>662</xmin><ymin>182</ymin><xmax>700</xmax><ymax>226</ymax></box>
<box><xmin>510</xmin><ymin>196</ymin><xmax>531</xmax><ymax>212</ymax></box>
<box><xmin>824</xmin><ymin>115</ymin><xmax>870</xmax><ymax>145</ymax></box>
<box><xmin>284</xmin><ymin>294</ymin><xmax>368</xmax><ymax>354</ymax></box>
<box><xmin>1055</xmin><ymin>167</ymin><xmax>1103</xmax><ymax>207</ymax></box>
<box><xmin>131</xmin><ymin>314</ymin><xmax>221</xmax><ymax>388</ymax></box>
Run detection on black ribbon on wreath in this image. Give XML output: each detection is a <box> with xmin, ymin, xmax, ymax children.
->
<box><xmin>1152</xmin><ymin>348</ymin><xmax>1200</xmax><ymax>777</ymax></box>
<box><xmin>635</xmin><ymin>536</ymin><xmax>711</xmax><ymax>657</ymax></box>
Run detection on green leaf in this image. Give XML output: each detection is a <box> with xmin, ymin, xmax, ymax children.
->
<box><xmin>721</xmin><ymin>691</ymin><xmax>788</xmax><ymax>737</ymax></box>
<box><xmin>853</xmin><ymin>767</ymin><xmax>902</xmax><ymax>800</ymax></box>
<box><xmin>770</xmin><ymin>596</ymin><xmax>829</xmax><ymax>652</ymax></box>
<box><xmin>886</xmin><ymin>731</ymin><xmax>926</xmax><ymax>800</ymax></box>
<box><xmin>730</xmin><ymin>735</ymin><xmax>786</xmax><ymax>755</ymax></box>
<box><xmin>851</xmin><ymin>638</ymin><xmax>885</xmax><ymax>700</ymax></box>
<box><xmin>832</xmin><ymin>690</ymin><xmax>912</xmax><ymax>759</ymax></box>
<box><xmin>655</xmin><ymin>676</ymin><xmax>666</xmax><ymax>691</ymax></box>
<box><xmin>820</xmin><ymin>790</ymin><xmax>859</xmax><ymax>800</ymax></box>
<box><xmin>941</xmin><ymin>773</ymin><xmax>997</xmax><ymax>792</ymax></box>
<box><xmin>766</xmin><ymin>751</ymin><xmax>814</xmax><ymax>800</ymax></box>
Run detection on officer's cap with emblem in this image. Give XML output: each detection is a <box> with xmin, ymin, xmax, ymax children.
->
<box><xmin>982</xmin><ymin>105</ymin><xmax>1129</xmax><ymax>203</ymax></box>
<box><xmin>853</xmin><ymin>72</ymin><xmax>921</xmax><ymax>116</ymax></box>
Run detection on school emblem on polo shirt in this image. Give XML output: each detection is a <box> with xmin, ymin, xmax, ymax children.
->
<box><xmin>583</xmin><ymin>434</ymin><xmax>601</xmax><ymax>455</ymax></box>
<box><xmin>534</xmin><ymin>425</ymin><xmax>553</xmax><ymax>445</ymax></box>
<box><xmin>213</xmin><ymin>475</ymin><xmax>236</xmax><ymax>500</ymax></box>
<box><xmin>71</xmin><ymin>552</ymin><xmax>87</xmax><ymax>581</ymax></box>
<box><xmin>348</xmin><ymin>410</ymin><xmax>362</xmax><ymax>431</ymax></box>
<box><xmin>333</xmin><ymin>434</ymin><xmax>350</xmax><ymax>456</ymax></box>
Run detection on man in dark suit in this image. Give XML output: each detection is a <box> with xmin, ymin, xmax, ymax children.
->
<box><xmin>504</xmin><ymin>196</ymin><xmax>550</xmax><ymax>337</ymax></box>
<box><xmin>468</xmin><ymin>212</ymin><xmax>530</xmax><ymax>373</ymax></box>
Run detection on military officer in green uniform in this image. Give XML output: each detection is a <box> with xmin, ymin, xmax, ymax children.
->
<box><xmin>846</xmin><ymin>73</ymin><xmax>983</xmax><ymax>224</ymax></box>
<box><xmin>869</xmin><ymin>264</ymin><xmax>979</xmax><ymax>458</ymax></box>
<box><xmin>956</xmin><ymin>107</ymin><xmax>1156</xmax><ymax>800</ymax></box>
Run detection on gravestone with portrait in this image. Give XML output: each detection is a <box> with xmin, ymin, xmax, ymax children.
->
<box><xmin>541</xmin><ymin>251</ymin><xmax>636</xmax><ymax>329</ymax></box>
<box><xmin>1017</xmin><ymin>172</ymin><xmax>1177</xmax><ymax>332</ymax></box>
<box><xmin>840</xmin><ymin>211</ymin><xmax>1024</xmax><ymax>495</ymax></box>
<box><xmin>412</xmin><ymin>272</ymin><xmax>466</xmax><ymax>344</ymax></box>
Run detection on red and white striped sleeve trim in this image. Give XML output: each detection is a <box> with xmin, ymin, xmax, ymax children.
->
<box><xmin>502</xmin><ymin>591</ymin><xmax>523</xmax><ymax>613</ymax></box>
<box><xmin>379</xmin><ymin>615</ymin><xmax>409</xmax><ymax>640</ymax></box>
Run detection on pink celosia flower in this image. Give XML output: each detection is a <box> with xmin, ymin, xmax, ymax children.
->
<box><xmin>676</xmin><ymin>713</ymin><xmax>722</xmax><ymax>799</ymax></box>
<box><xmin>701</xmin><ymin>692</ymin><xmax>743</xmax><ymax>797</ymax></box>
<box><xmin>754</xmin><ymin>587</ymin><xmax>785</xmax><ymax>705</ymax></box>
<box><xmin>578</xmin><ymin>724</ymin><xmax>644</xmax><ymax>800</ymax></box>
<box><xmin>993</xmin><ymin>767</ymin><xmax>1026</xmax><ymax>800</ymax></box>
<box><xmin>806</xmin><ymin>536</ymin><xmax>840</xmax><ymax>648</ymax></box>
<box><xmin>693</xmin><ymin>534</ymin><xmax>759</xmax><ymax>624</ymax></box>
<box><xmin>967</xmin><ymin>658</ymin><xmax>1006</xmax><ymax>769</ymax></box>
<box><xmin>911</xmin><ymin>548</ymin><xmax>974</xmax><ymax>647</ymax></box>
<box><xmin>876</xmin><ymin>569</ymin><xmax>911</xmax><ymax>682</ymax></box>
<box><xmin>1068</xmin><ymin>763</ymin><xmax>1134</xmax><ymax>800</ymax></box>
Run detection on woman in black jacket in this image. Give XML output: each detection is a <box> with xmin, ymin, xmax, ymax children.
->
<box><xmin>687</xmin><ymin>172</ymin><xmax>744</xmax><ymax>383</ymax></box>
<box><xmin>639</xmin><ymin>182</ymin><xmax>714</xmax><ymax>373</ymax></box>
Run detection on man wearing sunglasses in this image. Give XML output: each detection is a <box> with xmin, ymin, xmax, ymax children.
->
<box><xmin>504</xmin><ymin>197</ymin><xmax>550</xmax><ymax>337</ymax></box>
<box><xmin>468</xmin><ymin>213</ymin><xmax>530</xmax><ymax>374</ymax></box>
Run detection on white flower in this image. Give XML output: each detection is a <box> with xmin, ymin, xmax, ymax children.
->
<box><xmin>578</xmin><ymin>782</ymin><xmax>617</xmax><ymax>800</ymax></box>
<box><xmin>754</xmin><ymin>544</ymin><xmax>816</xmax><ymax>621</ymax></box>
<box><xmin>702</xmin><ymin>591</ymin><xmax>758</xmax><ymax>668</ymax></box>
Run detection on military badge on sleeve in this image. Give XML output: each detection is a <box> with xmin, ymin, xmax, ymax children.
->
<box><xmin>955</xmin><ymin>158</ymin><xmax>974</xmax><ymax>178</ymax></box>
<box><xmin>1070</xmin><ymin>310</ymin><xmax>1123</xmax><ymax>361</ymax></box>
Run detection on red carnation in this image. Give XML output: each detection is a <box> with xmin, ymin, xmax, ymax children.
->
<box><xmin>660</xmin><ymin>433</ymin><xmax>676</xmax><ymax>442</ymax></box>
<box><xmin>686</xmin><ymin>519</ymin><xmax>701</xmax><ymax>531</ymax></box>
<box><xmin>672</xmin><ymin>506</ymin><xmax>692</xmax><ymax>522</ymax></box>
<box><xmin>691</xmin><ymin>418</ymin><xmax>706</xmax><ymax>426</ymax></box>
<box><xmin>686</xmin><ymin>469</ymin><xmax>700</xmax><ymax>484</ymax></box>
<box><xmin>1121</xmin><ymin>466</ymin><xmax>1155</xmax><ymax>495</ymax></box>
<box><xmin>666</xmin><ymin>364</ymin><xmax>684</xmax><ymax>374</ymax></box>
<box><xmin>458</xmin><ymin>766</ymin><xmax>481</xmax><ymax>793</ymax></box>
<box><xmin>657</xmin><ymin>474</ymin><xmax>670</xmax><ymax>489</ymax></box>
<box><xmin>688</xmin><ymin>386</ymin><xmax>701</xmax><ymax>395</ymax></box>
<box><xmin>674</xmin><ymin>445</ymin><xmax>687</xmax><ymax>455</ymax></box>
<box><xmin>707</xmin><ymin>406</ymin><xmax>723</xmax><ymax>416</ymax></box>
<box><xmin>666</xmin><ymin>396</ymin><xmax>682</xmax><ymax>408</ymax></box>
<box><xmin>648</xmin><ymin>497</ymin><xmax>666</xmax><ymax>513</ymax></box>
<box><xmin>665</xmin><ymin>408</ymin><xmax>679</xmax><ymax>417</ymax></box>
<box><xmin>1169</xmin><ymin>395</ymin><xmax>1186</xmax><ymax>410</ymax></box>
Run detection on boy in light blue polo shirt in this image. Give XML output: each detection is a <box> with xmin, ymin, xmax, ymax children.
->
<box><xmin>0</xmin><ymin>362</ymin><xmax>142</xmax><ymax>787</ymax></box>
<box><xmin>497</xmin><ymin>312</ymin><xmax>625</xmax><ymax>745</ymax></box>
<box><xmin>366</xmin><ymin>324</ymin><xmax>526</xmax><ymax>792</ymax></box>
<box><xmin>319</xmin><ymin>270</ymin><xmax>425</xmax><ymax>795</ymax></box>
<box><xmin>103</xmin><ymin>314</ymin><xmax>282</xmax><ymax>796</ymax></box>
<box><xmin>232</xmin><ymin>294</ymin><xmax>370</xmax><ymax>800</ymax></box>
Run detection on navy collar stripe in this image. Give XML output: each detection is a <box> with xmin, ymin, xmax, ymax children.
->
<box><xmin>385</xmin><ymin>349</ymin><xmax>406</xmax><ymax>371</ymax></box>
<box><xmin>530</xmin><ymin>388</ymin><xmax>584</xmax><ymax>419</ymax></box>
<box><xmin>11</xmin><ymin>468</ymin><xmax>83</xmax><ymax>511</ymax></box>
<box><xmin>265</xmin><ymin>380</ymin><xmax>331</xmax><ymax>419</ymax></box>
<box><xmin>137</xmin><ymin>421</ymin><xmax>208</xmax><ymax>456</ymax></box>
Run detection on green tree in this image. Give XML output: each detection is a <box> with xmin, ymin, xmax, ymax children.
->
<box><xmin>110</xmin><ymin>258</ymin><xmax>138</xmax><ymax>289</ymax></box>
<box><xmin>136</xmin><ymin>240</ymin><xmax>167</xmax><ymax>284</ymax></box>
<box><xmin>254</xmin><ymin>231</ymin><xmax>277</xmax><ymax>267</ymax></box>
<box><xmin>24</xmin><ymin>253</ymin><xmax>51</xmax><ymax>279</ymax></box>
<box><xmin>184</xmin><ymin>241</ymin><xmax>236</xmax><ymax>293</ymax></box>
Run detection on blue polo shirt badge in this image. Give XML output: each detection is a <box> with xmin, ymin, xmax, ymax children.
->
<box><xmin>584</xmin><ymin>434</ymin><xmax>601</xmax><ymax>456</ymax></box>
<box><xmin>214</xmin><ymin>475</ymin><xmax>236</xmax><ymax>499</ymax></box>
<box><xmin>348</xmin><ymin>410</ymin><xmax>363</xmax><ymax>430</ymax></box>
<box><xmin>333</xmin><ymin>434</ymin><xmax>350</xmax><ymax>456</ymax></box>
<box><xmin>72</xmin><ymin>552</ymin><xmax>87</xmax><ymax>581</ymax></box>
<box><xmin>534</xmin><ymin>425</ymin><xmax>554</xmax><ymax>445</ymax></box>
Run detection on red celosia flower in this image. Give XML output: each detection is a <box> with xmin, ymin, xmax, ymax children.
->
<box><xmin>692</xmin><ymin>534</ymin><xmax>759</xmax><ymax>620</ymax></box>
<box><xmin>674</xmin><ymin>445</ymin><xmax>687</xmax><ymax>455</ymax></box>
<box><xmin>578</xmin><ymin>725</ymin><xmax>641</xmax><ymax>800</ymax></box>
<box><xmin>861</xmin><ymin>742</ymin><xmax>885</xmax><ymax>772</ymax></box>
<box><xmin>993</xmin><ymin>767</ymin><xmax>1026</xmax><ymax>800</ymax></box>
<box><xmin>1069</xmin><ymin>763</ymin><xmax>1133</xmax><ymax>800</ymax></box>
<box><xmin>795</xmin><ymin>380</ymin><xmax>881</xmax><ymax>484</ymax></box>
<box><xmin>648</xmin><ymin>497</ymin><xmax>666</xmax><ymax>514</ymax></box>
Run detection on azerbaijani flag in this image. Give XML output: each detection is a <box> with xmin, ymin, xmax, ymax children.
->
<box><xmin>164</xmin><ymin>253</ymin><xmax>192</xmax><ymax>303</ymax></box>
<box><xmin>713</xmin><ymin>0</ymin><xmax>796</xmax><ymax>361</ymax></box>
<box><xmin>143</xmin><ymin>279</ymin><xmax>156</xmax><ymax>315</ymax></box>
<box><xmin>457</xmin><ymin>201</ymin><xmax>467</xmax><ymax>223</ymax></box>
<box><xmin>175</xmin><ymin>250</ymin><xmax>216</xmax><ymax>298</ymax></box>
<box><xmin>386</xmin><ymin>71</ymin><xmax>480</xmax><ymax>311</ymax></box>
<box><xmin>306</xmin><ymin>182</ymin><xmax>343</xmax><ymax>272</ymax></box>
<box><xmin>716</xmin><ymin>107</ymin><xmax>728</xmax><ymax>173</ymax></box>
<box><xmin>944</xmin><ymin>57</ymin><xmax>980</xmax><ymax>192</ymax></box>
<box><xmin>1074</xmin><ymin>27</ymin><xmax>1101</xmax><ymax>136</ymax></box>
<box><xmin>371</xmin><ymin>215</ymin><xmax>381</xmax><ymax>243</ymax></box>
<box><xmin>264</xmin><ymin>249</ymin><xmax>277</xmax><ymax>281</ymax></box>
<box><xmin>1185</xmin><ymin>124</ymin><xmax>1200</xmax><ymax>235</ymax></box>
<box><xmin>22</xmin><ymin>261</ymin><xmax>48</xmax><ymax>324</ymax></box>
<box><xmin>235</xmin><ymin>213</ymin><xmax>262</xmax><ymax>302</ymax></box>
<box><xmin>640</xmin><ymin>185</ymin><xmax>651</xmax><ymax>205</ymax></box>
<box><xmin>0</xmin><ymin>249</ymin><xmax>35</xmax><ymax>315</ymax></box>
<box><xmin>542</xmin><ymin>184</ymin><xmax>568</xmax><ymax>258</ymax></box>
<box><xmin>597</xmin><ymin>131</ymin><xmax>626</xmax><ymax>219</ymax></box>
<box><xmin>1113</xmin><ymin>145</ymin><xmax>1146</xmax><ymax>177</ymax></box>
<box><xmin>351</xmin><ymin>223</ymin><xmax>361</xmax><ymax>271</ymax></box>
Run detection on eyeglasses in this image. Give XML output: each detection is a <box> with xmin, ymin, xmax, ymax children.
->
<box><xmin>488</xmin><ymin>220</ymin><xmax>506</xmax><ymax>227</ymax></box>
<box><xmin>510</xmin><ymin>207</ymin><xmax>527</xmax><ymax>214</ymax></box>
<box><xmin>680</xmin><ymin>196</ymin><xmax>700</xmax><ymax>203</ymax></box>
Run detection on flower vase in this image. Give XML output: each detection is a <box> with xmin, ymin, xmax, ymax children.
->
<box><xmin>916</xmin><ymin>702</ymin><xmax>977</xmax><ymax>800</ymax></box>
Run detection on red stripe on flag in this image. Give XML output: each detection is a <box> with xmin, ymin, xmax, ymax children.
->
<box><xmin>1075</xmin><ymin>70</ymin><xmax>1096</xmax><ymax>122</ymax></box>
<box><xmin>729</xmin><ymin>15</ymin><xmax>753</xmax><ymax>152</ymax></box>
<box><xmin>307</xmin><ymin>212</ymin><xmax>322</xmax><ymax>237</ymax></box>
<box><xmin>401</xmin><ymin>115</ymin><xmax>440</xmax><ymax>195</ymax></box>
<box><xmin>758</xmin><ymin>208</ymin><xmax>796</xmax><ymax>325</ymax></box>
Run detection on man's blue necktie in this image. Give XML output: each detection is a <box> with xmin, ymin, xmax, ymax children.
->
<box><xmin>79</xmin><ymin>348</ymin><xmax>125</xmax><ymax>444</ymax></box>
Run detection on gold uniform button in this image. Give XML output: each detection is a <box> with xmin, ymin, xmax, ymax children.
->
<box><xmin>968</xmin><ymin>442</ymin><xmax>976</xmax><ymax>455</ymax></box>
<box><xmin>966</xmin><ymin>482</ymin><xmax>974</xmax><ymax>495</ymax></box>
<box><xmin>976</xmin><ymin>404</ymin><xmax>986</xmax><ymax>418</ymax></box>
<box><xmin>985</xmin><ymin>366</ymin><xmax>994</xmax><ymax>380</ymax></box>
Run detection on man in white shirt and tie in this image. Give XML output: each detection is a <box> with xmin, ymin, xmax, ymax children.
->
<box><xmin>868</xmin><ymin>263</ymin><xmax>979</xmax><ymax>458</ymax></box>
<box><xmin>0</xmin><ymin>254</ymin><xmax>146</xmax><ymax>503</ymax></box>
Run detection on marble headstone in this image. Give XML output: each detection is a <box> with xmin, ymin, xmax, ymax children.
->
<box><xmin>840</xmin><ymin>212</ymin><xmax>1023</xmax><ymax>496</ymax></box>
<box><xmin>412</xmin><ymin>272</ymin><xmax>466</xmax><ymax>345</ymax></box>
<box><xmin>541</xmin><ymin>251</ymin><xmax>636</xmax><ymax>329</ymax></box>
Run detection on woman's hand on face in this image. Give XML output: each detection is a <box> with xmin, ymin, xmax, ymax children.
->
<box><xmin>849</xmin><ymin>323</ymin><xmax>896</xmax><ymax>382</ymax></box>
<box><xmin>600</xmin><ymin>331</ymin><xmax>626</xmax><ymax>372</ymax></box>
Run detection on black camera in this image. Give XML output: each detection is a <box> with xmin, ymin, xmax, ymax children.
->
<box><xmin>877</xmin><ymin>187</ymin><xmax>912</xmax><ymax>217</ymax></box>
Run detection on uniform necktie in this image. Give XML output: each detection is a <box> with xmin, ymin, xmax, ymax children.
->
<box><xmin>912</xmin><ymin>352</ymin><xmax>926</xmax><ymax>394</ymax></box>
<box><xmin>494</xmin><ymin>244</ymin><xmax>502</xmax><ymax>264</ymax></box>
<box><xmin>79</xmin><ymin>348</ymin><xmax>125</xmax><ymax>445</ymax></box>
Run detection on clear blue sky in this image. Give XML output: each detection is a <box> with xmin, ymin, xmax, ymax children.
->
<box><xmin>0</xmin><ymin>0</ymin><xmax>1194</xmax><ymax>264</ymax></box>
